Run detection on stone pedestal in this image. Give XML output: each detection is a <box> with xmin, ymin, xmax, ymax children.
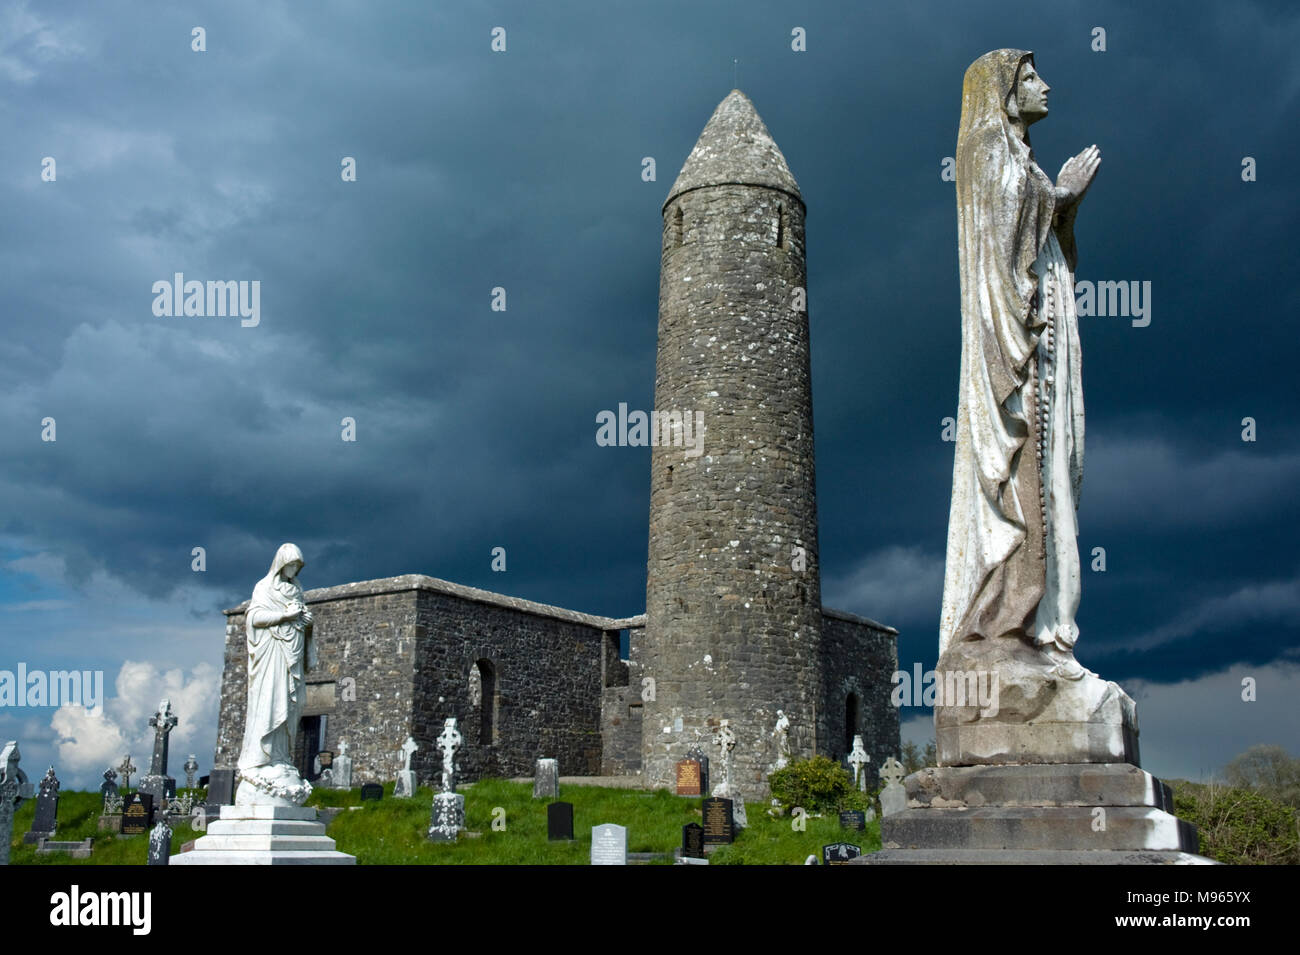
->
<box><xmin>170</xmin><ymin>805</ymin><xmax>355</xmax><ymax>865</ymax></box>
<box><xmin>863</xmin><ymin>763</ymin><xmax>1215</xmax><ymax>864</ymax></box>
<box><xmin>428</xmin><ymin>792</ymin><xmax>465</xmax><ymax>842</ymax></box>
<box><xmin>394</xmin><ymin>770</ymin><xmax>416</xmax><ymax>798</ymax></box>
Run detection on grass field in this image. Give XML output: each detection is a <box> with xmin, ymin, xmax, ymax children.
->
<box><xmin>7</xmin><ymin>780</ymin><xmax>881</xmax><ymax>865</ymax></box>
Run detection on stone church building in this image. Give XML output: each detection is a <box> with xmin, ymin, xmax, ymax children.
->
<box><xmin>213</xmin><ymin>91</ymin><xmax>900</xmax><ymax>798</ymax></box>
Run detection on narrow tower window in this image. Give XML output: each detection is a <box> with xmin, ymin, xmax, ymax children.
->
<box><xmin>672</xmin><ymin>206</ymin><xmax>684</xmax><ymax>247</ymax></box>
<box><xmin>776</xmin><ymin>203</ymin><xmax>788</xmax><ymax>249</ymax></box>
<box><xmin>844</xmin><ymin>692</ymin><xmax>859</xmax><ymax>752</ymax></box>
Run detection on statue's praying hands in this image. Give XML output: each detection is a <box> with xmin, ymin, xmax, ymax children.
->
<box><xmin>1055</xmin><ymin>145</ymin><xmax>1100</xmax><ymax>210</ymax></box>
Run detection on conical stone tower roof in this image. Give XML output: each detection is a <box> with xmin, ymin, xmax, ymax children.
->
<box><xmin>663</xmin><ymin>89</ymin><xmax>802</xmax><ymax>211</ymax></box>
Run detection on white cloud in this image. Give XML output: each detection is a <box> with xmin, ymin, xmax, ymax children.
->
<box><xmin>50</xmin><ymin>660</ymin><xmax>220</xmax><ymax>778</ymax></box>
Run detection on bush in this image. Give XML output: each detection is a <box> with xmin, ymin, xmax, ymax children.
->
<box><xmin>768</xmin><ymin>756</ymin><xmax>868</xmax><ymax>814</ymax></box>
<box><xmin>1171</xmin><ymin>781</ymin><xmax>1300</xmax><ymax>865</ymax></box>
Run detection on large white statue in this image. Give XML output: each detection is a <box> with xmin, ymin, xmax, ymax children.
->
<box><xmin>936</xmin><ymin>51</ymin><xmax>1135</xmax><ymax>768</ymax></box>
<box><xmin>237</xmin><ymin>543</ymin><xmax>317</xmax><ymax>805</ymax></box>
<box><xmin>941</xmin><ymin>49</ymin><xmax>1099</xmax><ymax>679</ymax></box>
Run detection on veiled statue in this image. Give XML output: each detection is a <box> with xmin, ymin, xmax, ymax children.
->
<box><xmin>937</xmin><ymin>51</ymin><xmax>1136</xmax><ymax>766</ymax></box>
<box><xmin>236</xmin><ymin>542</ymin><xmax>317</xmax><ymax>805</ymax></box>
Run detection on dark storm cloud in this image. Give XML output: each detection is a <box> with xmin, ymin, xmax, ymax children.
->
<box><xmin>1</xmin><ymin>0</ymin><xmax>1296</xmax><ymax>784</ymax></box>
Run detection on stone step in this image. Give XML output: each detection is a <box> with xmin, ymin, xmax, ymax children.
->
<box><xmin>171</xmin><ymin>849</ymin><xmax>355</xmax><ymax>865</ymax></box>
<box><xmin>905</xmin><ymin>763</ymin><xmax>1174</xmax><ymax>811</ymax></box>
<box><xmin>215</xmin><ymin>805</ymin><xmax>319</xmax><ymax>822</ymax></box>
<box><xmin>882</xmin><ymin>806</ymin><xmax>1199</xmax><ymax>852</ymax></box>
<box><xmin>189</xmin><ymin>834</ymin><xmax>341</xmax><ymax>852</ymax></box>
<box><xmin>204</xmin><ymin>819</ymin><xmax>329</xmax><ymax>837</ymax></box>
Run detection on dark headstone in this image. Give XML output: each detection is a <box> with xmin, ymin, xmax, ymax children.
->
<box><xmin>198</xmin><ymin>774</ymin><xmax>211</xmax><ymax>789</ymax></box>
<box><xmin>121</xmin><ymin>792</ymin><xmax>154</xmax><ymax>835</ymax></box>
<box><xmin>822</xmin><ymin>842</ymin><xmax>863</xmax><ymax>865</ymax></box>
<box><xmin>702</xmin><ymin>796</ymin><xmax>734</xmax><ymax>845</ymax></box>
<box><xmin>148</xmin><ymin>820</ymin><xmax>172</xmax><ymax>865</ymax></box>
<box><xmin>360</xmin><ymin>783</ymin><xmax>383</xmax><ymax>802</ymax></box>
<box><xmin>547</xmin><ymin>801</ymin><xmax>575</xmax><ymax>841</ymax></box>
<box><xmin>675</xmin><ymin>758</ymin><xmax>702</xmax><ymax>796</ymax></box>
<box><xmin>23</xmin><ymin>768</ymin><xmax>59</xmax><ymax>843</ymax></box>
<box><xmin>839</xmin><ymin>810</ymin><xmax>866</xmax><ymax>831</ymax></box>
<box><xmin>100</xmin><ymin>768</ymin><xmax>119</xmax><ymax>799</ymax></box>
<box><xmin>206</xmin><ymin>769</ymin><xmax>235</xmax><ymax>805</ymax></box>
<box><xmin>682</xmin><ymin>822</ymin><xmax>705</xmax><ymax>858</ymax></box>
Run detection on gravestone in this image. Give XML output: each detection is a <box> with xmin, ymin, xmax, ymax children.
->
<box><xmin>681</xmin><ymin>822</ymin><xmax>705</xmax><ymax>859</ymax></box>
<box><xmin>121</xmin><ymin>792</ymin><xmax>154</xmax><ymax>835</ymax></box>
<box><xmin>839</xmin><ymin>810</ymin><xmax>866</xmax><ymax>831</ymax></box>
<box><xmin>684</xmin><ymin>748</ymin><xmax>709</xmax><ymax>795</ymax></box>
<box><xmin>332</xmin><ymin>740</ymin><xmax>354</xmax><ymax>790</ymax></box>
<box><xmin>100</xmin><ymin>768</ymin><xmax>119</xmax><ymax>806</ymax></box>
<box><xmin>395</xmin><ymin>736</ymin><xmax>418</xmax><ymax>798</ymax></box>
<box><xmin>427</xmin><ymin>717</ymin><xmax>465</xmax><ymax>841</ymax></box>
<box><xmin>36</xmin><ymin>838</ymin><xmax>93</xmax><ymax>859</ymax></box>
<box><xmin>547</xmin><ymin>801</ymin><xmax>575</xmax><ymax>841</ymax></box>
<box><xmin>590</xmin><ymin>823</ymin><xmax>627</xmax><ymax>865</ymax></box>
<box><xmin>428</xmin><ymin>792</ymin><xmax>464</xmax><ymax>842</ymax></box>
<box><xmin>148</xmin><ymin>820</ymin><xmax>172</xmax><ymax>865</ymax></box>
<box><xmin>138</xmin><ymin>699</ymin><xmax>178</xmax><ymax>804</ymax></box>
<box><xmin>822</xmin><ymin>842</ymin><xmax>863</xmax><ymax>865</ymax></box>
<box><xmin>847</xmin><ymin>735</ymin><xmax>871</xmax><ymax>792</ymax></box>
<box><xmin>674</xmin><ymin>758</ymin><xmax>702</xmax><ymax>796</ymax></box>
<box><xmin>117</xmin><ymin>754</ymin><xmax>136</xmax><ymax>791</ymax></box>
<box><xmin>360</xmin><ymin>783</ymin><xmax>383</xmax><ymax>802</ymax></box>
<box><xmin>23</xmin><ymin>766</ymin><xmax>59</xmax><ymax>844</ymax></box>
<box><xmin>183</xmin><ymin>755</ymin><xmax>198</xmax><ymax>790</ymax></box>
<box><xmin>0</xmin><ymin>740</ymin><xmax>30</xmax><ymax>866</ymax></box>
<box><xmin>206</xmin><ymin>768</ymin><xmax>235</xmax><ymax>806</ymax></box>
<box><xmin>879</xmin><ymin>757</ymin><xmax>908</xmax><ymax>817</ymax></box>
<box><xmin>533</xmin><ymin>758</ymin><xmax>559</xmax><ymax>799</ymax></box>
<box><xmin>702</xmin><ymin>796</ymin><xmax>734</xmax><ymax>845</ymax></box>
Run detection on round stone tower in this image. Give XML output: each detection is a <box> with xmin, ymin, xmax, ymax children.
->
<box><xmin>640</xmin><ymin>90</ymin><xmax>821</xmax><ymax>798</ymax></box>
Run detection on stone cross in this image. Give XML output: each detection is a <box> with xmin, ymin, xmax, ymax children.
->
<box><xmin>148</xmin><ymin>699</ymin><xmax>178</xmax><ymax>776</ymax></box>
<box><xmin>437</xmin><ymin>718</ymin><xmax>462</xmax><ymax>793</ymax></box>
<box><xmin>712</xmin><ymin>718</ymin><xmax>736</xmax><ymax>796</ymax></box>
<box><xmin>879</xmin><ymin>756</ymin><xmax>906</xmax><ymax>787</ymax></box>
<box><xmin>879</xmin><ymin>755</ymin><xmax>908</xmax><ymax>818</ymax></box>
<box><xmin>847</xmin><ymin>735</ymin><xmax>871</xmax><ymax>791</ymax></box>
<box><xmin>0</xmin><ymin>741</ymin><xmax>21</xmax><ymax>866</ymax></box>
<box><xmin>400</xmin><ymin>736</ymin><xmax>418</xmax><ymax>772</ymax></box>
<box><xmin>117</xmin><ymin>755</ymin><xmax>136</xmax><ymax>791</ymax></box>
<box><xmin>101</xmin><ymin>768</ymin><xmax>119</xmax><ymax>807</ymax></box>
<box><xmin>182</xmin><ymin>754</ymin><xmax>198</xmax><ymax>790</ymax></box>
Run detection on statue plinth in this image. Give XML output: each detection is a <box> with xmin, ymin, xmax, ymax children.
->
<box><xmin>863</xmin><ymin>762</ymin><xmax>1208</xmax><ymax>865</ymax></box>
<box><xmin>170</xmin><ymin>804</ymin><xmax>355</xmax><ymax>865</ymax></box>
<box><xmin>933</xmin><ymin>637</ymin><xmax>1139</xmax><ymax>767</ymax></box>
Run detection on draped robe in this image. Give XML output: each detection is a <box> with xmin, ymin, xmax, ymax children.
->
<box><xmin>238</xmin><ymin>543</ymin><xmax>312</xmax><ymax>773</ymax></box>
<box><xmin>939</xmin><ymin>50</ymin><xmax>1085</xmax><ymax>659</ymax></box>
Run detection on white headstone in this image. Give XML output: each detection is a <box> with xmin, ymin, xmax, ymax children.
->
<box><xmin>332</xmin><ymin>740</ymin><xmax>353</xmax><ymax>790</ymax></box>
<box><xmin>847</xmin><ymin>735</ymin><xmax>871</xmax><ymax>792</ymax></box>
<box><xmin>534</xmin><ymin>758</ymin><xmax>560</xmax><ymax>799</ymax></box>
<box><xmin>879</xmin><ymin>756</ymin><xmax>908</xmax><ymax>817</ymax></box>
<box><xmin>591</xmin><ymin>823</ymin><xmax>627</xmax><ymax>865</ymax></box>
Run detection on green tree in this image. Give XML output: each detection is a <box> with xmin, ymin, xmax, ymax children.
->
<box><xmin>1224</xmin><ymin>744</ymin><xmax>1300</xmax><ymax>808</ymax></box>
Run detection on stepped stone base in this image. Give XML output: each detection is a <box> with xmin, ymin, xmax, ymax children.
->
<box><xmin>170</xmin><ymin>805</ymin><xmax>355</xmax><ymax>865</ymax></box>
<box><xmin>863</xmin><ymin>763</ymin><xmax>1217</xmax><ymax>865</ymax></box>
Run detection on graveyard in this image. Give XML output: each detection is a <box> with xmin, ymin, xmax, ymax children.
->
<box><xmin>5</xmin><ymin>777</ymin><xmax>879</xmax><ymax>865</ymax></box>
